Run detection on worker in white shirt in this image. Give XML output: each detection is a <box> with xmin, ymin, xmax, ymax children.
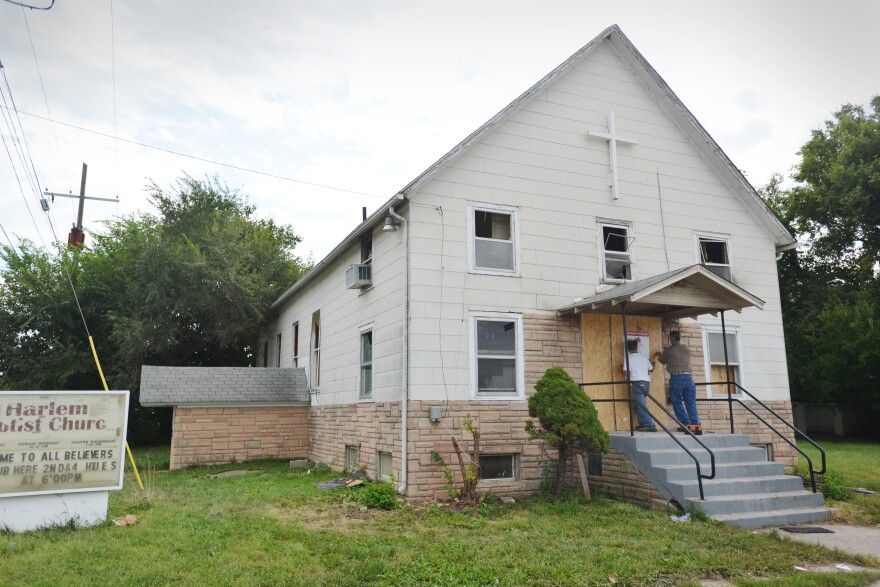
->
<box><xmin>621</xmin><ymin>339</ymin><xmax>658</xmax><ymax>432</ymax></box>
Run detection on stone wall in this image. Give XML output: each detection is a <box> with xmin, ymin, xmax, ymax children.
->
<box><xmin>587</xmin><ymin>449</ymin><xmax>670</xmax><ymax>509</ymax></box>
<box><xmin>170</xmin><ymin>405</ymin><xmax>309</xmax><ymax>470</ymax></box>
<box><xmin>308</xmin><ymin>402</ymin><xmax>402</xmax><ymax>480</ymax></box>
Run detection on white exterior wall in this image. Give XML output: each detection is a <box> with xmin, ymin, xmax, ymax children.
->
<box><xmin>265</xmin><ymin>224</ymin><xmax>406</xmax><ymax>405</ymax></box>
<box><xmin>407</xmin><ymin>43</ymin><xmax>790</xmax><ymax>402</ymax></box>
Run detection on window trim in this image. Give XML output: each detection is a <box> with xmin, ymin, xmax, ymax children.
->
<box><xmin>479</xmin><ymin>453</ymin><xmax>518</xmax><ymax>481</ymax></box>
<box><xmin>275</xmin><ymin>332</ymin><xmax>282</xmax><ymax>368</ymax></box>
<box><xmin>467</xmin><ymin>202</ymin><xmax>521</xmax><ymax>277</ymax></box>
<box><xmin>292</xmin><ymin>322</ymin><xmax>300</xmax><ymax>368</ymax></box>
<box><xmin>359</xmin><ymin>323</ymin><xmax>374</xmax><ymax>400</ymax></box>
<box><xmin>597</xmin><ymin>220</ymin><xmax>636</xmax><ymax>283</ymax></box>
<box><xmin>702</xmin><ymin>325</ymin><xmax>745</xmax><ymax>398</ymax></box>
<box><xmin>693</xmin><ymin>231</ymin><xmax>733</xmax><ymax>281</ymax></box>
<box><xmin>469</xmin><ymin>311</ymin><xmax>525</xmax><ymax>400</ymax></box>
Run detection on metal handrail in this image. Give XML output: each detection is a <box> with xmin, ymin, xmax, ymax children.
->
<box><xmin>695</xmin><ymin>381</ymin><xmax>827</xmax><ymax>492</ymax></box>
<box><xmin>580</xmin><ymin>381</ymin><xmax>716</xmax><ymax>500</ymax></box>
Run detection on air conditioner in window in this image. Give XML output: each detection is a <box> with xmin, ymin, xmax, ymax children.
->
<box><xmin>346</xmin><ymin>263</ymin><xmax>372</xmax><ymax>289</ymax></box>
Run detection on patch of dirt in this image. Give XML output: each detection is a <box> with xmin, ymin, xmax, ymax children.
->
<box><xmin>268</xmin><ymin>503</ymin><xmax>385</xmax><ymax>532</ymax></box>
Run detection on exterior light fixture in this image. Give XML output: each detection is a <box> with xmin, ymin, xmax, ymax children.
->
<box><xmin>382</xmin><ymin>214</ymin><xmax>398</xmax><ymax>232</ymax></box>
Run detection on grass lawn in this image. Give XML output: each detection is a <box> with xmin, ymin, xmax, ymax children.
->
<box><xmin>1</xmin><ymin>448</ymin><xmax>878</xmax><ymax>587</ymax></box>
<box><xmin>797</xmin><ymin>439</ymin><xmax>880</xmax><ymax>528</ymax></box>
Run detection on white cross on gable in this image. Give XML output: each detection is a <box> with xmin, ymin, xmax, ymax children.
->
<box><xmin>587</xmin><ymin>111</ymin><xmax>638</xmax><ymax>200</ymax></box>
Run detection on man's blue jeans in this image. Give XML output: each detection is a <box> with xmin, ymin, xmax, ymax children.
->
<box><xmin>669</xmin><ymin>373</ymin><xmax>699</xmax><ymax>426</ymax></box>
<box><xmin>630</xmin><ymin>381</ymin><xmax>656</xmax><ymax>429</ymax></box>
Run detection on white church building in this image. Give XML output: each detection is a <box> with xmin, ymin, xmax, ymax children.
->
<box><xmin>143</xmin><ymin>25</ymin><xmax>829</xmax><ymax>526</ymax></box>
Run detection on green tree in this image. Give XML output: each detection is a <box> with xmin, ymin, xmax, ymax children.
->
<box><xmin>0</xmin><ymin>175</ymin><xmax>308</xmax><ymax>442</ymax></box>
<box><xmin>525</xmin><ymin>367</ymin><xmax>608</xmax><ymax>499</ymax></box>
<box><xmin>763</xmin><ymin>96</ymin><xmax>880</xmax><ymax>424</ymax></box>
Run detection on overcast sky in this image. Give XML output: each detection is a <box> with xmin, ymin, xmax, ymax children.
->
<box><xmin>1</xmin><ymin>0</ymin><xmax>877</xmax><ymax>262</ymax></box>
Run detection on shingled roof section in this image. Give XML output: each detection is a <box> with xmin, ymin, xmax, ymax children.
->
<box><xmin>139</xmin><ymin>366</ymin><xmax>310</xmax><ymax>407</ymax></box>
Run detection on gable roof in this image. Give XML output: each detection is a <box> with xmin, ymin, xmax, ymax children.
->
<box><xmin>556</xmin><ymin>264</ymin><xmax>765</xmax><ymax>319</ymax></box>
<box><xmin>271</xmin><ymin>25</ymin><xmax>795</xmax><ymax>311</ymax></box>
<box><xmin>139</xmin><ymin>365</ymin><xmax>310</xmax><ymax>407</ymax></box>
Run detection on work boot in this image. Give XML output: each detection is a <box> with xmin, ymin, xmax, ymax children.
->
<box><xmin>686</xmin><ymin>424</ymin><xmax>703</xmax><ymax>436</ymax></box>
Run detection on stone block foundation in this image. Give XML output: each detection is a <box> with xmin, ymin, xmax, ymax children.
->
<box><xmin>170</xmin><ymin>405</ymin><xmax>309</xmax><ymax>470</ymax></box>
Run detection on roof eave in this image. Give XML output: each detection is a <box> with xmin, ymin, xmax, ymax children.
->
<box><xmin>604</xmin><ymin>33</ymin><xmax>797</xmax><ymax>251</ymax></box>
<box><xmin>269</xmin><ymin>193</ymin><xmax>406</xmax><ymax>311</ymax></box>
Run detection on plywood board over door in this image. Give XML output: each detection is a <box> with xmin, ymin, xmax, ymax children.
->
<box><xmin>581</xmin><ymin>314</ymin><xmax>665</xmax><ymax>432</ymax></box>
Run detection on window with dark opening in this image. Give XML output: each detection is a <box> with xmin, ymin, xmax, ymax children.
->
<box><xmin>292</xmin><ymin>322</ymin><xmax>299</xmax><ymax>368</ymax></box>
<box><xmin>472</xmin><ymin>207</ymin><xmax>515</xmax><ymax>272</ymax></box>
<box><xmin>601</xmin><ymin>224</ymin><xmax>632</xmax><ymax>280</ymax></box>
<box><xmin>361</xmin><ymin>233</ymin><xmax>373</xmax><ymax>265</ymax></box>
<box><xmin>480</xmin><ymin>454</ymin><xmax>516</xmax><ymax>480</ymax></box>
<box><xmin>699</xmin><ymin>237</ymin><xmax>731</xmax><ymax>280</ymax></box>
<box><xmin>276</xmin><ymin>333</ymin><xmax>282</xmax><ymax>367</ymax></box>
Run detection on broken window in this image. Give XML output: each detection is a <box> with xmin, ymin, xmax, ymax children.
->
<box><xmin>698</xmin><ymin>236</ymin><xmax>732</xmax><ymax>280</ymax></box>
<box><xmin>600</xmin><ymin>223</ymin><xmax>633</xmax><ymax>281</ymax></box>
<box><xmin>470</xmin><ymin>204</ymin><xmax>518</xmax><ymax>273</ymax></box>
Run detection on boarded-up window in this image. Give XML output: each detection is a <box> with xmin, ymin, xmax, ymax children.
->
<box><xmin>707</xmin><ymin>331</ymin><xmax>740</xmax><ymax>391</ymax></box>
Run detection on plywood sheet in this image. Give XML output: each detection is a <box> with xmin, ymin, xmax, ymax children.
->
<box><xmin>581</xmin><ymin>313</ymin><xmax>665</xmax><ymax>432</ymax></box>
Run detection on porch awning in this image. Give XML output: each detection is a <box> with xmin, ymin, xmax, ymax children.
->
<box><xmin>556</xmin><ymin>265</ymin><xmax>764</xmax><ymax>319</ymax></box>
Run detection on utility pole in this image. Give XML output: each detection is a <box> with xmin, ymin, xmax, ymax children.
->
<box><xmin>44</xmin><ymin>163</ymin><xmax>118</xmax><ymax>247</ymax></box>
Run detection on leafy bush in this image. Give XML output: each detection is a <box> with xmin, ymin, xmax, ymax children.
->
<box><xmin>526</xmin><ymin>367</ymin><xmax>608</xmax><ymax>499</ymax></box>
<box><xmin>819</xmin><ymin>470</ymin><xmax>852</xmax><ymax>501</ymax></box>
<box><xmin>356</xmin><ymin>480</ymin><xmax>399</xmax><ymax>510</ymax></box>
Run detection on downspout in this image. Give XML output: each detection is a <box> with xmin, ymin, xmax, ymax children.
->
<box><xmin>389</xmin><ymin>199</ymin><xmax>409</xmax><ymax>494</ymax></box>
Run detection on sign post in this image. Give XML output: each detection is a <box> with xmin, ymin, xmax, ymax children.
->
<box><xmin>0</xmin><ymin>390</ymin><xmax>129</xmax><ymax>532</ymax></box>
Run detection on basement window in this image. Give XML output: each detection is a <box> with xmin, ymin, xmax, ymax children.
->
<box><xmin>346</xmin><ymin>445</ymin><xmax>360</xmax><ymax>472</ymax></box>
<box><xmin>480</xmin><ymin>454</ymin><xmax>516</xmax><ymax>480</ymax></box>
<box><xmin>378</xmin><ymin>451</ymin><xmax>393</xmax><ymax>481</ymax></box>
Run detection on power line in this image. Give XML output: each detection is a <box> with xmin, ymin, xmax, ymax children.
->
<box><xmin>0</xmin><ymin>105</ymin><xmax>388</xmax><ymax>200</ymax></box>
<box><xmin>20</xmin><ymin>4</ymin><xmax>75</xmax><ymax>215</ymax></box>
<box><xmin>1</xmin><ymin>0</ymin><xmax>55</xmax><ymax>9</ymax></box>
<box><xmin>2</xmin><ymin>63</ymin><xmax>45</xmax><ymax>203</ymax></box>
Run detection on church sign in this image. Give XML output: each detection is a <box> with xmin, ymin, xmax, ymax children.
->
<box><xmin>0</xmin><ymin>391</ymin><xmax>129</xmax><ymax>497</ymax></box>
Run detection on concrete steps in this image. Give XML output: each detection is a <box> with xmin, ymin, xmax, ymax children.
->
<box><xmin>610</xmin><ymin>432</ymin><xmax>831</xmax><ymax>528</ymax></box>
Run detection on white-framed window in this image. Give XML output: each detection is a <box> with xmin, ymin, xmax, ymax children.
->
<box><xmin>703</xmin><ymin>327</ymin><xmax>744</xmax><ymax>397</ymax></box>
<box><xmin>467</xmin><ymin>202</ymin><xmax>520</xmax><ymax>275</ymax></box>
<box><xmin>275</xmin><ymin>333</ymin><xmax>282</xmax><ymax>367</ymax></box>
<box><xmin>598</xmin><ymin>221</ymin><xmax>634</xmax><ymax>282</ymax></box>
<box><xmin>479</xmin><ymin>454</ymin><xmax>517</xmax><ymax>480</ymax></box>
<box><xmin>346</xmin><ymin>445</ymin><xmax>360</xmax><ymax>472</ymax></box>
<box><xmin>359</xmin><ymin>327</ymin><xmax>373</xmax><ymax>399</ymax></box>
<box><xmin>470</xmin><ymin>312</ymin><xmax>524</xmax><ymax>399</ymax></box>
<box><xmin>292</xmin><ymin>322</ymin><xmax>300</xmax><ymax>368</ymax></box>
<box><xmin>311</xmin><ymin>311</ymin><xmax>321</xmax><ymax>388</ymax></box>
<box><xmin>378</xmin><ymin>451</ymin><xmax>393</xmax><ymax>481</ymax></box>
<box><xmin>694</xmin><ymin>231</ymin><xmax>733</xmax><ymax>281</ymax></box>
